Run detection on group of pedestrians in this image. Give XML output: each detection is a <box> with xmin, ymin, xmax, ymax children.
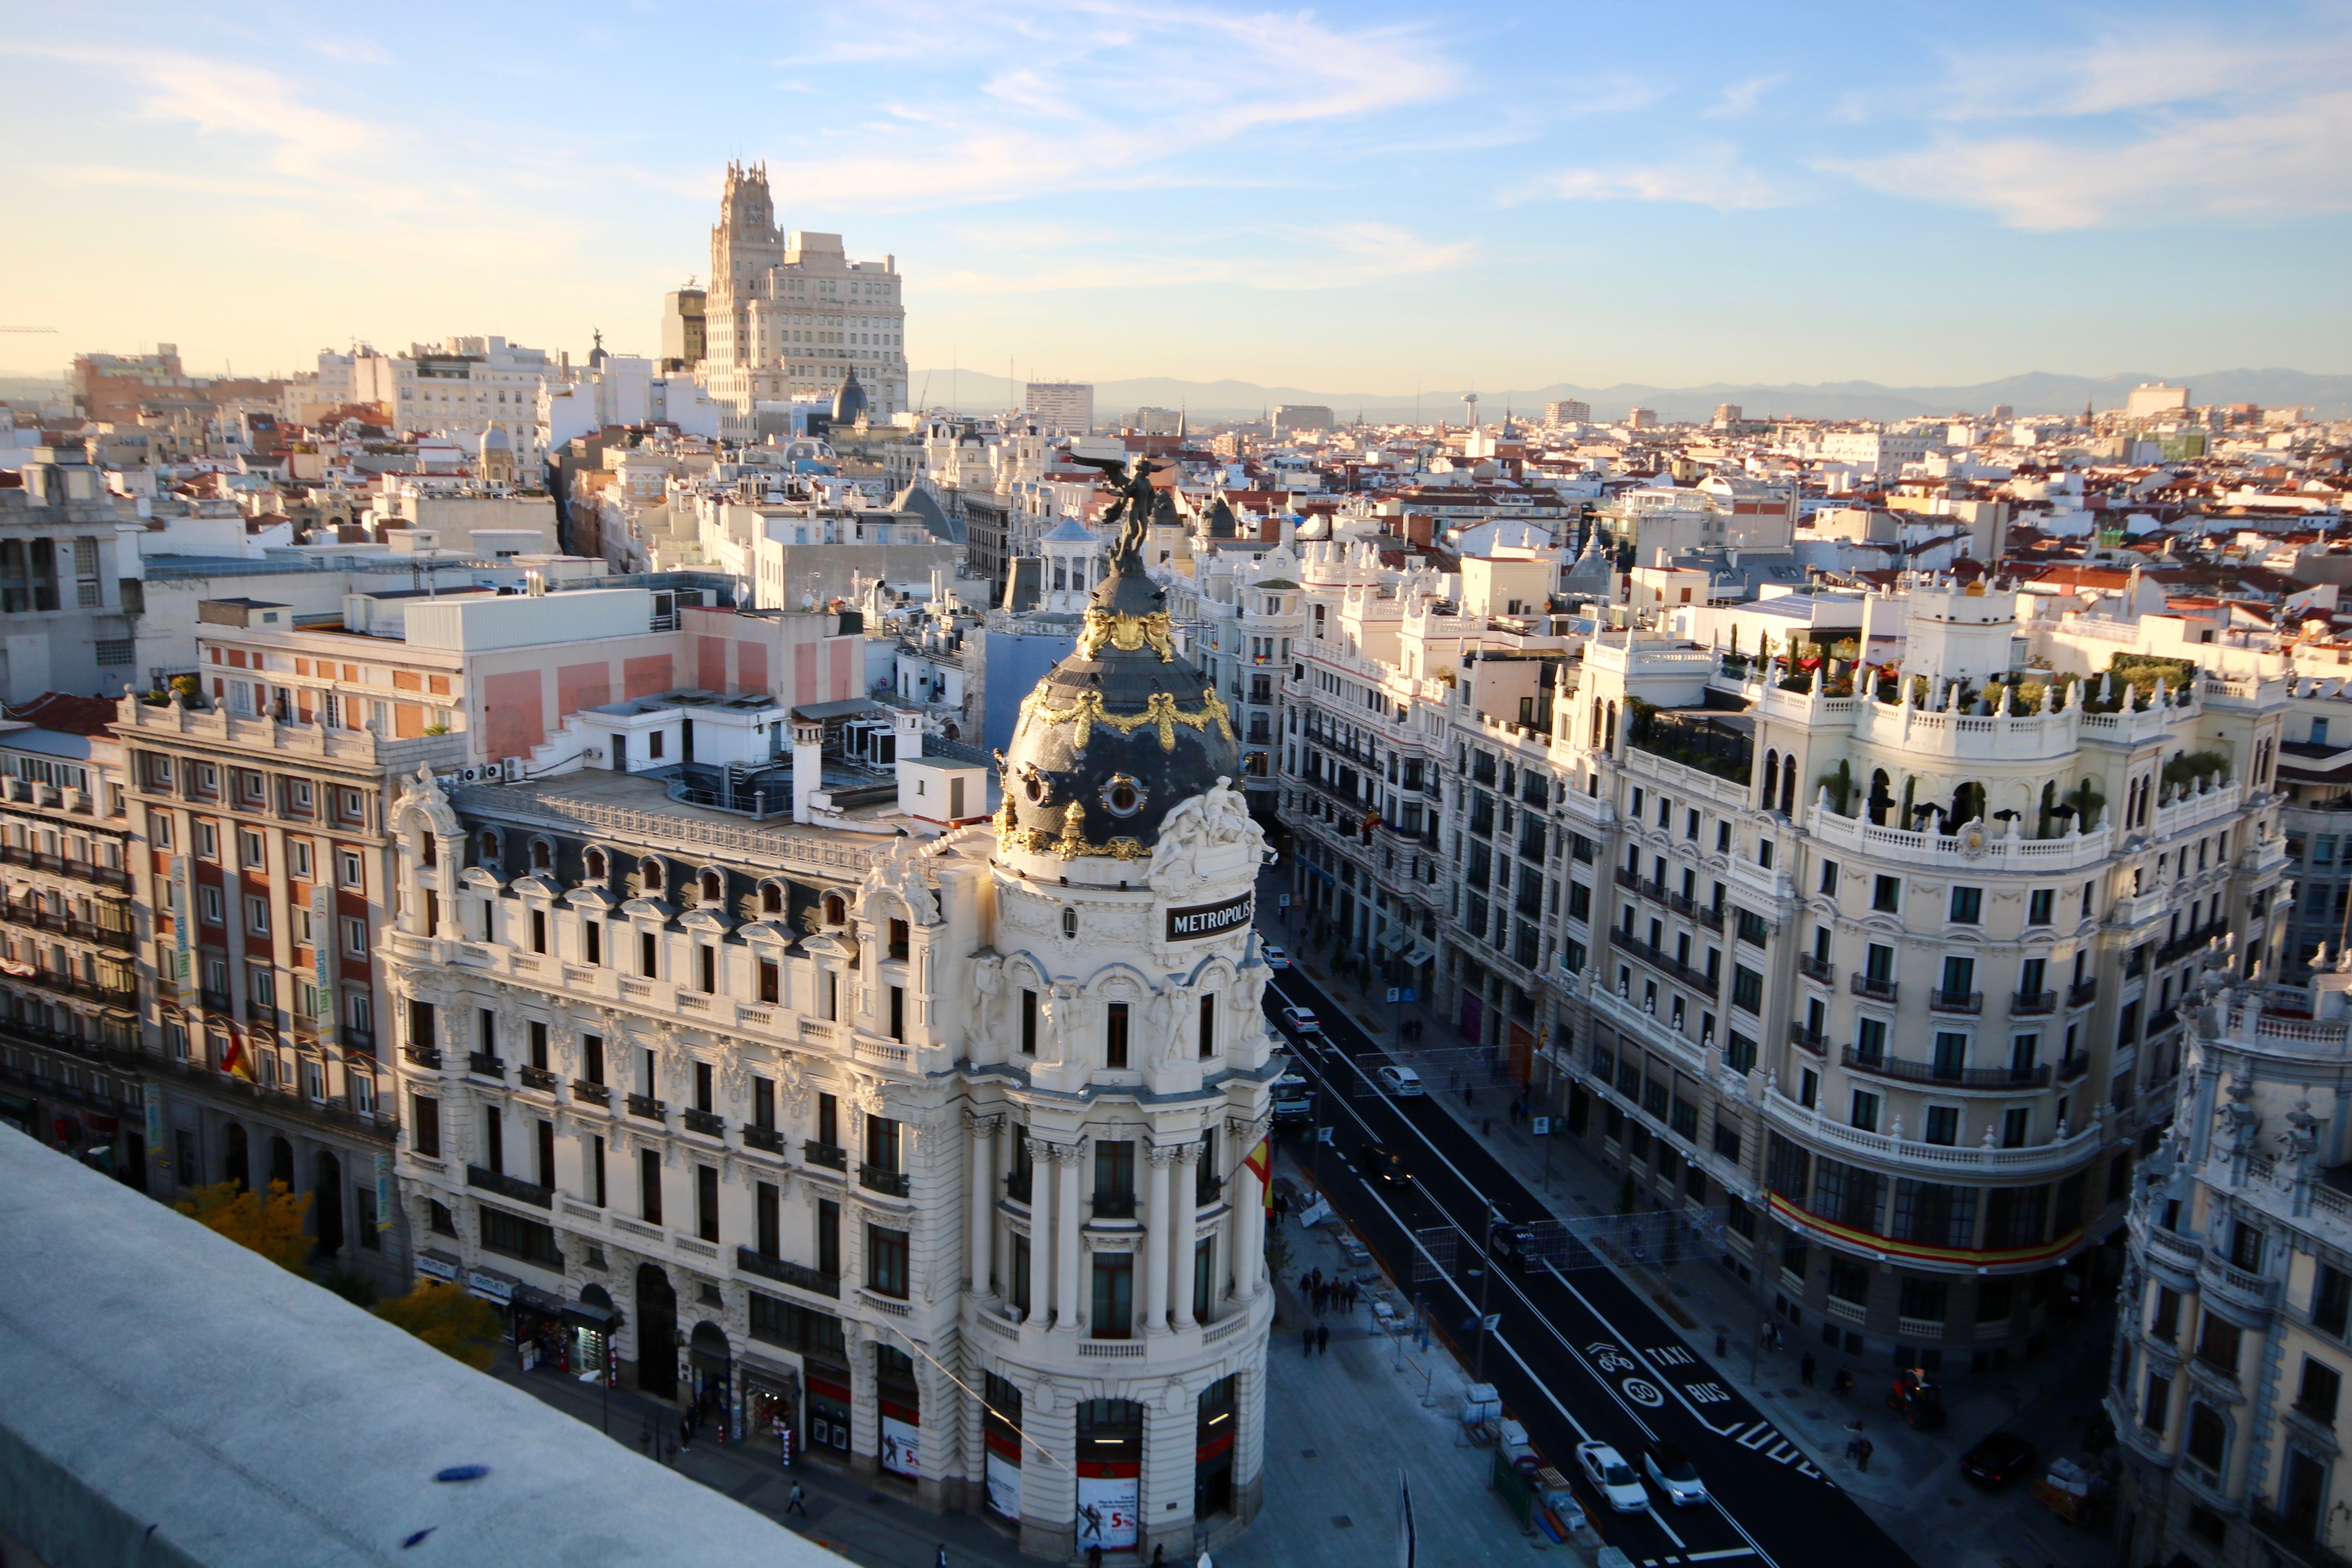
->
<box><xmin>1300</xmin><ymin>1267</ymin><xmax>1357</xmax><ymax>1316</ymax></box>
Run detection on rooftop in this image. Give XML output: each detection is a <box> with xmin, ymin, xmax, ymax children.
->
<box><xmin>0</xmin><ymin>1127</ymin><xmax>837</xmax><ymax>1568</ymax></box>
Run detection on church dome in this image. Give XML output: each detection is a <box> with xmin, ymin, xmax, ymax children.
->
<box><xmin>994</xmin><ymin>484</ymin><xmax>1239</xmax><ymax>867</ymax></box>
<box><xmin>831</xmin><ymin>369</ymin><xmax>868</xmax><ymax>426</ymax></box>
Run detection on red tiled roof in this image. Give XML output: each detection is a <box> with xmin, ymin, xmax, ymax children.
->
<box><xmin>4</xmin><ymin>692</ymin><xmax>119</xmax><ymax>736</ymax></box>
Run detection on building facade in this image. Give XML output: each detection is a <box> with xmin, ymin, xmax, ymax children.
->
<box><xmin>702</xmin><ymin>163</ymin><xmax>907</xmax><ymax>434</ymax></box>
<box><xmin>380</xmin><ymin>535</ymin><xmax>1274</xmax><ymax>1559</ymax></box>
<box><xmin>1022</xmin><ymin>383</ymin><xmax>1094</xmax><ymax>436</ymax></box>
<box><xmin>1548</xmin><ymin>583</ymin><xmax>2290</xmax><ymax>1375</ymax></box>
<box><xmin>2107</xmin><ymin>960</ymin><xmax>2352</xmax><ymax>1568</ymax></box>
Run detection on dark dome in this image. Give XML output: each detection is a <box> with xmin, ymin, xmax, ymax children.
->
<box><xmin>995</xmin><ymin>540</ymin><xmax>1238</xmax><ymax>863</ymax></box>
<box><xmin>831</xmin><ymin>369</ymin><xmax>868</xmax><ymax>426</ymax></box>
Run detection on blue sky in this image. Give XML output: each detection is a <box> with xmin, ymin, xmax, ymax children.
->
<box><xmin>2</xmin><ymin>1</ymin><xmax>2347</xmax><ymax>391</ymax></box>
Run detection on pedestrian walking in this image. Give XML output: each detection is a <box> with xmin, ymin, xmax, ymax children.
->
<box><xmin>786</xmin><ymin>1483</ymin><xmax>808</xmax><ymax>1516</ymax></box>
<box><xmin>679</xmin><ymin>1412</ymin><xmax>693</xmax><ymax>1452</ymax></box>
<box><xmin>1316</xmin><ymin>1323</ymin><xmax>1330</xmax><ymax>1356</ymax></box>
<box><xmin>1303</xmin><ymin>1327</ymin><xmax>1314</xmax><ymax>1357</ymax></box>
<box><xmin>1800</xmin><ymin>1353</ymin><xmax>1817</xmax><ymax>1387</ymax></box>
<box><xmin>1833</xmin><ymin>1367</ymin><xmax>1853</xmax><ymax>1399</ymax></box>
<box><xmin>1844</xmin><ymin>1436</ymin><xmax>1860</xmax><ymax>1466</ymax></box>
<box><xmin>1857</xmin><ymin>1438</ymin><xmax>1873</xmax><ymax>1474</ymax></box>
<box><xmin>1152</xmin><ymin>1546</ymin><xmax>1167</xmax><ymax>1568</ymax></box>
<box><xmin>1758</xmin><ymin>1323</ymin><xmax>1774</xmax><ymax>1354</ymax></box>
<box><xmin>936</xmin><ymin>1544</ymin><xmax>949</xmax><ymax>1568</ymax></box>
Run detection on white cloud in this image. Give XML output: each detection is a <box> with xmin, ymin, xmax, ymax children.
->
<box><xmin>1702</xmin><ymin>73</ymin><xmax>1783</xmax><ymax>120</ymax></box>
<box><xmin>929</xmin><ymin>220</ymin><xmax>1474</xmax><ymax>294</ymax></box>
<box><xmin>1517</xmin><ymin>145</ymin><xmax>1782</xmax><ymax>211</ymax></box>
<box><xmin>1827</xmin><ymin>20</ymin><xmax>2352</xmax><ymax>227</ymax></box>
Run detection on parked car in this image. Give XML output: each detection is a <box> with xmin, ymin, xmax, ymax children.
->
<box><xmin>1279</xmin><ymin>1006</ymin><xmax>1321</xmax><ymax>1036</ymax></box>
<box><xmin>1375</xmin><ymin>1064</ymin><xmax>1426</xmax><ymax>1096</ymax></box>
<box><xmin>1362</xmin><ymin>1144</ymin><xmax>1412</xmax><ymax>1188</ymax></box>
<box><xmin>1642</xmin><ymin>1443</ymin><xmax>1708</xmax><ymax>1506</ymax></box>
<box><xmin>1488</xmin><ymin>1221</ymin><xmax>1537</xmax><ymax>1272</ymax></box>
<box><xmin>1575</xmin><ymin>1441</ymin><xmax>1648</xmax><ymax>1513</ymax></box>
<box><xmin>1960</xmin><ymin>1432</ymin><xmax>2038</xmax><ymax>1489</ymax></box>
<box><xmin>1261</xmin><ymin>945</ymin><xmax>1291</xmax><ymax>970</ymax></box>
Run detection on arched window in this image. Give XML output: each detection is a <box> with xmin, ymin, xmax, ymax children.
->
<box><xmin>1062</xmin><ymin>907</ymin><xmax>1078</xmax><ymax>938</ymax></box>
<box><xmin>640</xmin><ymin>858</ymin><xmax>664</xmax><ymax>892</ymax></box>
<box><xmin>477</xmin><ymin>830</ymin><xmax>500</xmax><ymax>864</ymax></box>
<box><xmin>530</xmin><ymin>839</ymin><xmax>551</xmax><ymax>871</ymax></box>
<box><xmin>1782</xmin><ymin>753</ymin><xmax>1798</xmax><ymax>812</ymax></box>
<box><xmin>1867</xmin><ymin>769</ymin><xmax>1893</xmax><ymax>826</ymax></box>
<box><xmin>1760</xmin><ymin>750</ymin><xmax>1780</xmax><ymax>811</ymax></box>
<box><xmin>823</xmin><ymin>893</ymin><xmax>847</xmax><ymax>926</ymax></box>
<box><xmin>419</xmin><ymin>833</ymin><xmax>437</xmax><ymax>868</ymax></box>
<box><xmin>585</xmin><ymin>848</ymin><xmax>608</xmax><ymax>880</ymax></box>
<box><xmin>700</xmin><ymin>870</ymin><xmax>722</xmax><ymax>904</ymax></box>
<box><xmin>760</xmin><ymin>882</ymin><xmax>784</xmax><ymax>914</ymax></box>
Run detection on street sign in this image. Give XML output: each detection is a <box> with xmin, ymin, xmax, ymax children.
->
<box><xmin>1278</xmin><ymin>893</ymin><xmax>1292</xmax><ymax>907</ymax></box>
<box><xmin>1481</xmin><ymin>1313</ymin><xmax>1503</xmax><ymax>1331</ymax></box>
<box><xmin>1385</xmin><ymin>988</ymin><xmax>1402</xmax><ymax>1003</ymax></box>
<box><xmin>1317</xmin><ymin>1125</ymin><xmax>1334</xmax><ymax>1144</ymax></box>
<box><xmin>1532</xmin><ymin>1116</ymin><xmax>1552</xmax><ymax>1135</ymax></box>
<box><xmin>1400</xmin><ymin>987</ymin><xmax>1417</xmax><ymax>1003</ymax></box>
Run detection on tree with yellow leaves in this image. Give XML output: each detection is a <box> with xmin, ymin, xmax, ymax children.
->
<box><xmin>175</xmin><ymin>1180</ymin><xmax>313</xmax><ymax>1272</ymax></box>
<box><xmin>372</xmin><ymin>1281</ymin><xmax>503</xmax><ymax>1370</ymax></box>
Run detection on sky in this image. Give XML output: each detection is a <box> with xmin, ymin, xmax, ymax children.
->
<box><xmin>2</xmin><ymin>0</ymin><xmax>2348</xmax><ymax>393</ymax></box>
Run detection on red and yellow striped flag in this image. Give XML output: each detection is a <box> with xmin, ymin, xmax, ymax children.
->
<box><xmin>1245</xmin><ymin>1136</ymin><xmax>1272</xmax><ymax>1209</ymax></box>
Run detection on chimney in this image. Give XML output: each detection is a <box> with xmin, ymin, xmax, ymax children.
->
<box><xmin>791</xmin><ymin>719</ymin><xmax>824</xmax><ymax>825</ymax></box>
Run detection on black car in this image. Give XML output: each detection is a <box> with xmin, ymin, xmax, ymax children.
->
<box><xmin>1959</xmin><ymin>1432</ymin><xmax>2037</xmax><ymax>1488</ymax></box>
<box><xmin>1363</xmin><ymin>1144</ymin><xmax>1413</xmax><ymax>1188</ymax></box>
<box><xmin>1488</xmin><ymin>1222</ymin><xmax>1537</xmax><ymax>1271</ymax></box>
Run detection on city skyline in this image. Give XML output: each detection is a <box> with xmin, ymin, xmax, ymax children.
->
<box><xmin>2</xmin><ymin>0</ymin><xmax>2348</xmax><ymax>389</ymax></box>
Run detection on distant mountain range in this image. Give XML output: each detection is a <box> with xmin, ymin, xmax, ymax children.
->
<box><xmin>917</xmin><ymin>368</ymin><xmax>2352</xmax><ymax>426</ymax></box>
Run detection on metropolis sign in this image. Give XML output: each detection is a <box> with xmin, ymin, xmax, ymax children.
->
<box><xmin>1166</xmin><ymin>892</ymin><xmax>1253</xmax><ymax>942</ymax></box>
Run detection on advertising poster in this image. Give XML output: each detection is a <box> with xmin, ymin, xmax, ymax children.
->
<box><xmin>311</xmin><ymin>882</ymin><xmax>334</xmax><ymax>1044</ymax></box>
<box><xmin>1076</xmin><ymin>1474</ymin><xmax>1138</xmax><ymax>1550</ymax></box>
<box><xmin>985</xmin><ymin>1451</ymin><xmax>1022</xmax><ymax>1521</ymax></box>
<box><xmin>880</xmin><ymin>1412</ymin><xmax>920</xmax><ymax>1479</ymax></box>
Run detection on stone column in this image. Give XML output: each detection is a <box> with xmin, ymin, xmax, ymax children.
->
<box><xmin>1019</xmin><ymin>1383</ymin><xmax>1079</xmax><ymax>1560</ymax></box>
<box><xmin>846</xmin><ymin>1325</ymin><xmax>878</xmax><ymax>1476</ymax></box>
<box><xmin>1025</xmin><ymin>1138</ymin><xmax>1053</xmax><ymax>1325</ymax></box>
<box><xmin>1141</xmin><ymin>1383</ymin><xmax>1196</xmax><ymax>1560</ymax></box>
<box><xmin>1232</xmin><ymin>1140</ymin><xmax>1263</xmax><ymax>1301</ymax></box>
<box><xmin>1055</xmin><ymin>1141</ymin><xmax>1083</xmax><ymax>1330</ymax></box>
<box><xmin>1145</xmin><ymin>1142</ymin><xmax>1176</xmax><ymax>1330</ymax></box>
<box><xmin>1172</xmin><ymin>1142</ymin><xmax>1201</xmax><ymax>1328</ymax></box>
<box><xmin>967</xmin><ymin>1112</ymin><xmax>999</xmax><ymax>1297</ymax></box>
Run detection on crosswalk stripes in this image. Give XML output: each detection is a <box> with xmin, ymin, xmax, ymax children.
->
<box><xmin>1726</xmin><ymin>1420</ymin><xmax>1821</xmax><ymax>1478</ymax></box>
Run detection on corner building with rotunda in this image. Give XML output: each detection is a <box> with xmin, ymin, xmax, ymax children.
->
<box><xmin>383</xmin><ymin>523</ymin><xmax>1273</xmax><ymax>1557</ymax></box>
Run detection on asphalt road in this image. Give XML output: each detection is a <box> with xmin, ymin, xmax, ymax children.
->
<box><xmin>1261</xmin><ymin>959</ymin><xmax>1918</xmax><ymax>1568</ymax></box>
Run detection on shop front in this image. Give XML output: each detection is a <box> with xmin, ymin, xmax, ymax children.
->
<box><xmin>1194</xmin><ymin>1375</ymin><xmax>1236</xmax><ymax>1521</ymax></box>
<box><xmin>416</xmin><ymin>1248</ymin><xmax>461</xmax><ymax>1288</ymax></box>
<box><xmin>805</xmin><ymin>1362</ymin><xmax>854</xmax><ymax>1459</ymax></box>
<box><xmin>877</xmin><ymin>1345</ymin><xmax>920</xmax><ymax>1481</ymax></box>
<box><xmin>1074</xmin><ymin>1398</ymin><xmax>1142</xmax><ymax>1553</ymax></box>
<box><xmin>739</xmin><ymin>1355</ymin><xmax>800</xmax><ymax>1457</ymax></box>
<box><xmin>688</xmin><ymin>1322</ymin><xmax>733</xmax><ymax>1434</ymax></box>
<box><xmin>512</xmin><ymin>1285</ymin><xmax>569</xmax><ymax>1373</ymax></box>
<box><xmin>982</xmin><ymin>1374</ymin><xmax>1023</xmax><ymax>1524</ymax></box>
<box><xmin>567</xmin><ymin>1287</ymin><xmax>619</xmax><ymax>1387</ymax></box>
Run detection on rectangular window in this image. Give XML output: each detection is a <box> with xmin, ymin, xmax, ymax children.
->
<box><xmin>1198</xmin><ymin>993</ymin><xmax>1217</xmax><ymax>1058</ymax></box>
<box><xmin>640</xmin><ymin>1149</ymin><xmax>663</xmax><ymax>1225</ymax></box>
<box><xmin>592</xmin><ymin>1136</ymin><xmax>606</xmax><ymax>1208</ymax></box>
<box><xmin>759</xmin><ymin>959</ymin><xmax>779</xmax><ymax>1004</ymax></box>
<box><xmin>868</xmin><ymin>1225</ymin><xmax>910</xmax><ymax>1298</ymax></box>
<box><xmin>640</xmin><ymin>931</ymin><xmax>657</xmax><ymax>977</ymax></box>
<box><xmin>817</xmin><ymin>1092</ymin><xmax>838</xmax><ymax>1150</ymax></box>
<box><xmin>2316</xmin><ymin>1265</ymin><xmax>2352</xmax><ymax>1337</ymax></box>
<box><xmin>755</xmin><ymin>1182</ymin><xmax>780</xmax><ymax>1257</ymax></box>
<box><xmin>697</xmin><ymin>1164</ymin><xmax>720</xmax><ymax>1243</ymax></box>
<box><xmin>477</xmin><ymin>1205</ymin><xmax>562</xmax><ymax>1268</ymax></box>
<box><xmin>1091</xmin><ymin>1254</ymin><xmax>1135</xmax><ymax>1339</ymax></box>
<box><xmin>697</xmin><ymin>945</ymin><xmax>716</xmax><ymax>994</ymax></box>
<box><xmin>530</xmin><ymin>910</ymin><xmax>546</xmax><ymax>953</ymax></box>
<box><xmin>2142</xmin><ymin>1371</ymin><xmax>2170</xmax><ymax>1432</ymax></box>
<box><xmin>1731</xmin><ymin>965</ymin><xmax>1762</xmax><ymax>1013</ymax></box>
<box><xmin>1855</xmin><ymin>1016</ymin><xmax>1887</xmax><ymax>1062</ymax></box>
<box><xmin>2298</xmin><ymin>1357</ymin><xmax>2342</xmax><ymax>1425</ymax></box>
<box><xmin>695</xmin><ymin>1060</ymin><xmax>715</xmax><ymax>1114</ymax></box>
<box><xmin>1724</xmin><ymin>1030</ymin><xmax>1756</xmax><ymax>1074</ymax></box>
<box><xmin>2186</xmin><ymin>1404</ymin><xmax>2227</xmax><ymax>1472</ymax></box>
<box><xmin>1827</xmin><ymin>1257</ymin><xmax>1870</xmax><ymax>1305</ymax></box>
<box><xmin>817</xmin><ymin>1200</ymin><xmax>840</xmax><ymax>1277</ymax></box>
<box><xmin>2002</xmin><ymin>1107</ymin><xmax>2030</xmax><ymax>1148</ymax></box>
<box><xmin>529</xmin><ymin>1020</ymin><xmax>548</xmax><ymax>1072</ymax></box>
<box><xmin>1106</xmin><ymin>1002</ymin><xmax>1130</xmax><ymax>1069</ymax></box>
<box><xmin>753</xmin><ymin>1077</ymin><xmax>775</xmax><ymax>1130</ymax></box>
<box><xmin>412</xmin><ymin>1094</ymin><xmax>441</xmax><ymax>1158</ymax></box>
<box><xmin>1949</xmin><ymin>886</ymin><xmax>1982</xmax><ymax>924</ymax></box>
<box><xmin>2029</xmin><ymin>888</ymin><xmax>2054</xmax><ymax>925</ymax></box>
<box><xmin>1735</xmin><ymin>908</ymin><xmax>1768</xmax><ymax>947</ymax></box>
<box><xmin>888</xmin><ymin>984</ymin><xmax>904</xmax><ymax>1042</ymax></box>
<box><xmin>1924</xmin><ymin>1105</ymin><xmax>1959</xmax><ymax>1146</ymax></box>
<box><xmin>585</xmin><ymin>921</ymin><xmax>601</xmax><ymax>965</ymax></box>
<box><xmin>1021</xmin><ymin>989</ymin><xmax>1038</xmax><ymax>1054</ymax></box>
<box><xmin>582</xmin><ymin>1034</ymin><xmax>604</xmax><ymax>1085</ymax></box>
<box><xmin>1873</xmin><ymin>876</ymin><xmax>1900</xmax><ymax>913</ymax></box>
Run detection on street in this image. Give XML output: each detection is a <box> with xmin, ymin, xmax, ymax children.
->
<box><xmin>1261</xmin><ymin>957</ymin><xmax>1918</xmax><ymax>1568</ymax></box>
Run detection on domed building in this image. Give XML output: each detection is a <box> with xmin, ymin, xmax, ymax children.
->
<box><xmin>377</xmin><ymin>478</ymin><xmax>1277</xmax><ymax>1563</ymax></box>
<box><xmin>831</xmin><ymin>368</ymin><xmax>869</xmax><ymax>430</ymax></box>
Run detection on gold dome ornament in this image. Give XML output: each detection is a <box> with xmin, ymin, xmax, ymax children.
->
<box><xmin>1074</xmin><ymin>606</ymin><xmax>1176</xmax><ymax>662</ymax></box>
<box><xmin>1014</xmin><ymin>688</ymin><xmax>1234</xmax><ymax>754</ymax></box>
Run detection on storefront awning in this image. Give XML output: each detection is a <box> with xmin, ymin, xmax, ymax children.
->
<box><xmin>561</xmin><ymin>1299</ymin><xmax>618</xmax><ymax>1329</ymax></box>
<box><xmin>416</xmin><ymin>1248</ymin><xmax>460</xmax><ymax>1283</ymax></box>
<box><xmin>1403</xmin><ymin>940</ymin><xmax>1436</xmax><ymax>968</ymax></box>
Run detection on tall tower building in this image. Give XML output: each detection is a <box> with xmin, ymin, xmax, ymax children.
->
<box><xmin>702</xmin><ymin>162</ymin><xmax>907</xmax><ymax>437</ymax></box>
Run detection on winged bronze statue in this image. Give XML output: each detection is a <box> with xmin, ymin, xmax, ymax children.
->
<box><xmin>1064</xmin><ymin>453</ymin><xmax>1162</xmax><ymax>568</ymax></box>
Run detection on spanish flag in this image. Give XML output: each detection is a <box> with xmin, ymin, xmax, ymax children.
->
<box><xmin>1245</xmin><ymin>1136</ymin><xmax>1272</xmax><ymax>1210</ymax></box>
<box><xmin>220</xmin><ymin>1035</ymin><xmax>254</xmax><ymax>1082</ymax></box>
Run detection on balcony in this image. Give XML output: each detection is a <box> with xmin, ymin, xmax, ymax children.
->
<box><xmin>735</xmin><ymin>1247</ymin><xmax>840</xmax><ymax>1298</ymax></box>
<box><xmin>403</xmin><ymin>1044</ymin><xmax>443</xmax><ymax>1070</ymax></box>
<box><xmin>12</xmin><ymin>967</ymin><xmax>136</xmax><ymax>1008</ymax></box>
<box><xmin>2070</xmin><ymin>978</ymin><xmax>2099</xmax><ymax>1007</ymax></box>
<box><xmin>683</xmin><ymin>1108</ymin><xmax>726</xmax><ymax>1137</ymax></box>
<box><xmin>466</xmin><ymin>1165</ymin><xmax>554</xmax><ymax>1210</ymax></box>
<box><xmin>201</xmin><ymin>989</ymin><xmax>232</xmax><ymax>1014</ymax></box>
<box><xmin>858</xmin><ymin>1163</ymin><xmax>910</xmax><ymax>1197</ymax></box>
<box><xmin>1696</xmin><ymin>903</ymin><xmax>1724</xmax><ymax>933</ymax></box>
<box><xmin>0</xmin><ymin>898</ymin><xmax>134</xmax><ymax>951</ymax></box>
<box><xmin>1606</xmin><ymin>929</ymin><xmax>1719</xmax><ymax>998</ymax></box>
<box><xmin>2198</xmin><ymin>1253</ymin><xmax>2281</xmax><ymax>1317</ymax></box>
<box><xmin>2247</xmin><ymin>1501</ymin><xmax>2352</xmax><ymax>1568</ymax></box>
<box><xmin>342</xmin><ymin>1027</ymin><xmax>375</xmax><ymax>1055</ymax></box>
<box><xmin>1798</xmin><ymin>954</ymin><xmax>1834</xmax><ymax>985</ymax></box>
<box><xmin>1849</xmin><ymin>974</ymin><xmax>1898</xmax><ymax>1004</ymax></box>
<box><xmin>742</xmin><ymin>1124</ymin><xmax>784</xmax><ymax>1154</ymax></box>
<box><xmin>1789</xmin><ymin>1023</ymin><xmax>1827</xmax><ymax>1055</ymax></box>
<box><xmin>0</xmin><ymin>842</ymin><xmax>131</xmax><ymax>891</ymax></box>
<box><xmin>1613</xmin><ymin>866</ymin><xmax>1639</xmax><ymax>893</ymax></box>
<box><xmin>1930</xmin><ymin>989</ymin><xmax>1984</xmax><ymax>1016</ymax></box>
<box><xmin>2011</xmin><ymin>990</ymin><xmax>2057</xmax><ymax>1017</ymax></box>
<box><xmin>804</xmin><ymin>1140</ymin><xmax>848</xmax><ymax>1172</ymax></box>
<box><xmin>571</xmin><ymin>1079</ymin><xmax>610</xmax><ymax>1105</ymax></box>
<box><xmin>145</xmin><ymin>1052</ymin><xmax>400</xmax><ymax>1143</ymax></box>
<box><xmin>516</xmin><ymin>1065</ymin><xmax>557</xmax><ymax>1092</ymax></box>
<box><xmin>624</xmin><ymin>1093</ymin><xmax>665</xmax><ymax>1120</ymax></box>
<box><xmin>467</xmin><ymin>1052</ymin><xmax>505</xmax><ymax>1080</ymax></box>
<box><xmin>2147</xmin><ymin>1007</ymin><xmax>2182</xmax><ymax>1037</ymax></box>
<box><xmin>1196</xmin><ymin>1174</ymin><xmax>1224</xmax><ymax>1205</ymax></box>
<box><xmin>1841</xmin><ymin>1047</ymin><xmax>2052</xmax><ymax>1090</ymax></box>
<box><xmin>1088</xmin><ymin>1192</ymin><xmax>1138</xmax><ymax>1220</ymax></box>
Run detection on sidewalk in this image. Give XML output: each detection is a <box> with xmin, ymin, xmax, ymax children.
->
<box><xmin>1281</xmin><ymin>944</ymin><xmax>2114</xmax><ymax>1568</ymax></box>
